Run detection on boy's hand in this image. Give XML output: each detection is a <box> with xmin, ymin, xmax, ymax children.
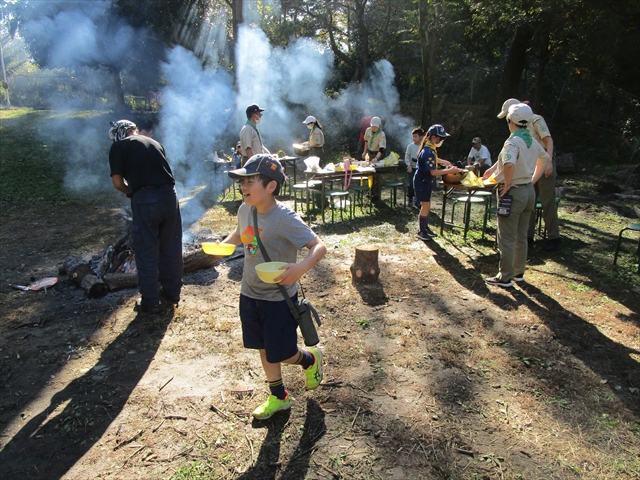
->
<box><xmin>273</xmin><ymin>263</ymin><xmax>305</xmax><ymax>286</ymax></box>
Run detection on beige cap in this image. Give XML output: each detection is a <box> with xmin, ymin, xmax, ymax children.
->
<box><xmin>497</xmin><ymin>98</ymin><xmax>521</xmax><ymax>118</ymax></box>
<box><xmin>370</xmin><ymin>116</ymin><xmax>382</xmax><ymax>127</ymax></box>
<box><xmin>507</xmin><ymin>103</ymin><xmax>533</xmax><ymax>127</ymax></box>
<box><xmin>472</xmin><ymin>137</ymin><xmax>482</xmax><ymax>144</ymax></box>
<box><xmin>303</xmin><ymin>115</ymin><xmax>316</xmax><ymax>124</ymax></box>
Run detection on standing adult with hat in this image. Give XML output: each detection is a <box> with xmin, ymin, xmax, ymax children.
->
<box><xmin>362</xmin><ymin>116</ymin><xmax>386</xmax><ymax>201</ymax></box>
<box><xmin>497</xmin><ymin>98</ymin><xmax>560</xmax><ymax>252</ymax></box>
<box><xmin>240</xmin><ymin>104</ymin><xmax>266</xmax><ymax>164</ymax></box>
<box><xmin>302</xmin><ymin>115</ymin><xmax>325</xmax><ymax>165</ymax></box>
<box><xmin>108</xmin><ymin>120</ymin><xmax>183</xmax><ymax>313</ymax></box>
<box><xmin>484</xmin><ymin>104</ymin><xmax>550</xmax><ymax>287</ymax></box>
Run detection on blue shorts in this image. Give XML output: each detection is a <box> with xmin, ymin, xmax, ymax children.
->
<box><xmin>413</xmin><ymin>173</ymin><xmax>433</xmax><ymax>202</ymax></box>
<box><xmin>239</xmin><ymin>293</ymin><xmax>300</xmax><ymax>363</ymax></box>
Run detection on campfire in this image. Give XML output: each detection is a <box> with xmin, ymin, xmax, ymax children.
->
<box><xmin>62</xmin><ymin>210</ymin><xmax>238</xmax><ymax>297</ymax></box>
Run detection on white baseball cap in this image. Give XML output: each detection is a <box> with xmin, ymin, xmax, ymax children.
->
<box><xmin>303</xmin><ymin>115</ymin><xmax>316</xmax><ymax>124</ymax></box>
<box><xmin>497</xmin><ymin>98</ymin><xmax>521</xmax><ymax>119</ymax></box>
<box><xmin>507</xmin><ymin>103</ymin><xmax>533</xmax><ymax>127</ymax></box>
<box><xmin>370</xmin><ymin>116</ymin><xmax>382</xmax><ymax>127</ymax></box>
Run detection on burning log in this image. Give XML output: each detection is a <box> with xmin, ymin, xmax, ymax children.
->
<box><xmin>63</xmin><ymin>227</ymin><xmax>235</xmax><ymax>297</ymax></box>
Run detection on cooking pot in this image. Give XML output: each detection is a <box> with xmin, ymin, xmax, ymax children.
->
<box><xmin>293</xmin><ymin>143</ymin><xmax>310</xmax><ymax>157</ymax></box>
<box><xmin>442</xmin><ymin>171</ymin><xmax>468</xmax><ymax>184</ymax></box>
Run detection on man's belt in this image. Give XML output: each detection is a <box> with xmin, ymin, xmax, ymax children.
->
<box><xmin>136</xmin><ymin>183</ymin><xmax>173</xmax><ymax>193</ymax></box>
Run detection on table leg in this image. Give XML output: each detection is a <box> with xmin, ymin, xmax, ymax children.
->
<box><xmin>320</xmin><ymin>178</ymin><xmax>326</xmax><ymax>223</ymax></box>
<box><xmin>440</xmin><ymin>188</ymin><xmax>450</xmax><ymax>235</ymax></box>
<box><xmin>463</xmin><ymin>190</ymin><xmax>473</xmax><ymax>240</ymax></box>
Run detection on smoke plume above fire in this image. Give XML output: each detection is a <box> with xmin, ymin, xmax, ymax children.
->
<box><xmin>24</xmin><ymin>1</ymin><xmax>413</xmax><ymax>226</ymax></box>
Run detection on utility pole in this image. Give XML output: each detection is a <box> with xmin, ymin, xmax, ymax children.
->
<box><xmin>0</xmin><ymin>41</ymin><xmax>10</xmax><ymax>107</ymax></box>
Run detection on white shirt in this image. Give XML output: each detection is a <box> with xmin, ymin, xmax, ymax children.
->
<box><xmin>467</xmin><ymin>145</ymin><xmax>492</xmax><ymax>166</ymax></box>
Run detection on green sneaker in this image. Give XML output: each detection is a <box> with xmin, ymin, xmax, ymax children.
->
<box><xmin>251</xmin><ymin>394</ymin><xmax>291</xmax><ymax>420</ymax></box>
<box><xmin>304</xmin><ymin>348</ymin><xmax>323</xmax><ymax>390</ymax></box>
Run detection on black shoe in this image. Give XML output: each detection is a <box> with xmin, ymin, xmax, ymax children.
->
<box><xmin>425</xmin><ymin>227</ymin><xmax>437</xmax><ymax>237</ymax></box>
<box><xmin>160</xmin><ymin>289</ymin><xmax>181</xmax><ymax>304</ymax></box>
<box><xmin>134</xmin><ymin>302</ymin><xmax>166</xmax><ymax>314</ymax></box>
<box><xmin>544</xmin><ymin>238</ymin><xmax>561</xmax><ymax>252</ymax></box>
<box><xmin>416</xmin><ymin>231</ymin><xmax>433</xmax><ymax>241</ymax></box>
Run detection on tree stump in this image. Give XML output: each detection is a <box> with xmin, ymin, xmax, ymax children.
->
<box><xmin>350</xmin><ymin>245</ymin><xmax>380</xmax><ymax>283</ymax></box>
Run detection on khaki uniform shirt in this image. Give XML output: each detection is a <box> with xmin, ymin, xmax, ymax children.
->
<box><xmin>309</xmin><ymin>127</ymin><xmax>324</xmax><ymax>148</ymax></box>
<box><xmin>364</xmin><ymin>127</ymin><xmax>386</xmax><ymax>152</ymax></box>
<box><xmin>528</xmin><ymin>114</ymin><xmax>551</xmax><ymax>142</ymax></box>
<box><xmin>239</xmin><ymin>123</ymin><xmax>263</xmax><ymax>158</ymax></box>
<box><xmin>493</xmin><ymin>135</ymin><xmax>550</xmax><ymax>185</ymax></box>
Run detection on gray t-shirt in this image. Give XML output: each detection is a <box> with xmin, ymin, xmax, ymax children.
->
<box><xmin>236</xmin><ymin>202</ymin><xmax>317</xmax><ymax>301</ymax></box>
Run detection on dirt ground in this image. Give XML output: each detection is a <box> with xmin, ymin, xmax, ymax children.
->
<box><xmin>1</xmin><ymin>182</ymin><xmax>639</xmax><ymax>479</ymax></box>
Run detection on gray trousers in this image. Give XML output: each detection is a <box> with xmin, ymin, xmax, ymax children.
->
<box><xmin>497</xmin><ymin>183</ymin><xmax>535</xmax><ymax>281</ymax></box>
<box><xmin>528</xmin><ymin>162</ymin><xmax>559</xmax><ymax>239</ymax></box>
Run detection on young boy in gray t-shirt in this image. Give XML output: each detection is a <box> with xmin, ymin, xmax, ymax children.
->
<box><xmin>221</xmin><ymin>155</ymin><xmax>327</xmax><ymax>420</ymax></box>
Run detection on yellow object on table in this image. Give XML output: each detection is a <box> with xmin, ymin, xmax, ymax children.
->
<box><xmin>460</xmin><ymin>171</ymin><xmax>485</xmax><ymax>188</ymax></box>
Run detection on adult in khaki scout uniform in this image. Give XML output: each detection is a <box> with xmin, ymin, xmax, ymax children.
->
<box><xmin>484</xmin><ymin>104</ymin><xmax>550</xmax><ymax>288</ymax></box>
<box><xmin>302</xmin><ymin>115</ymin><xmax>325</xmax><ymax>165</ymax></box>
<box><xmin>498</xmin><ymin>98</ymin><xmax>560</xmax><ymax>252</ymax></box>
<box><xmin>362</xmin><ymin>116</ymin><xmax>386</xmax><ymax>200</ymax></box>
<box><xmin>240</xmin><ymin>104</ymin><xmax>266</xmax><ymax>164</ymax></box>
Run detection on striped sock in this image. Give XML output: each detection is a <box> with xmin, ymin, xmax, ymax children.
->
<box><xmin>268</xmin><ymin>378</ymin><xmax>287</xmax><ymax>400</ymax></box>
<box><xmin>294</xmin><ymin>349</ymin><xmax>315</xmax><ymax>370</ymax></box>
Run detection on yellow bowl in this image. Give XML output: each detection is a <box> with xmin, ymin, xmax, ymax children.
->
<box><xmin>201</xmin><ymin>242</ymin><xmax>237</xmax><ymax>256</ymax></box>
<box><xmin>255</xmin><ymin>262</ymin><xmax>287</xmax><ymax>283</ymax></box>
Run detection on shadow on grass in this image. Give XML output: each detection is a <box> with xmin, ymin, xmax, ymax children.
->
<box><xmin>0</xmin><ymin>307</ymin><xmax>174</xmax><ymax>480</ymax></box>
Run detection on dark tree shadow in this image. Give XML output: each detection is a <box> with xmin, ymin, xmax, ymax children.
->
<box><xmin>0</xmin><ymin>308</ymin><xmax>174</xmax><ymax>480</ymax></box>
<box><xmin>514</xmin><ymin>282</ymin><xmax>640</xmax><ymax>414</ymax></box>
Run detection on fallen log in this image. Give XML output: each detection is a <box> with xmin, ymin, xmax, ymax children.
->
<box><xmin>103</xmin><ymin>273</ymin><xmax>138</xmax><ymax>290</ymax></box>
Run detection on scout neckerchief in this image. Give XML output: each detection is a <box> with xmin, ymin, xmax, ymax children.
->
<box><xmin>369</xmin><ymin>127</ymin><xmax>382</xmax><ymax>150</ymax></box>
<box><xmin>510</xmin><ymin>128</ymin><xmax>533</xmax><ymax>148</ymax></box>
<box><xmin>423</xmin><ymin>140</ymin><xmax>440</xmax><ymax>169</ymax></box>
<box><xmin>308</xmin><ymin>124</ymin><xmax>316</xmax><ymax>144</ymax></box>
<box><xmin>245</xmin><ymin>120</ymin><xmax>263</xmax><ymax>150</ymax></box>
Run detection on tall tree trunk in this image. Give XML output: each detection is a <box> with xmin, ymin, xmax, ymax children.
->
<box><xmin>111</xmin><ymin>66</ymin><xmax>127</xmax><ymax>113</ymax></box>
<box><xmin>533</xmin><ymin>29</ymin><xmax>550</xmax><ymax>112</ymax></box>
<box><xmin>230</xmin><ymin>0</ymin><xmax>243</xmax><ymax>69</ymax></box>
<box><xmin>354</xmin><ymin>0</ymin><xmax>370</xmax><ymax>82</ymax></box>
<box><xmin>495</xmin><ymin>25</ymin><xmax>532</xmax><ymax>112</ymax></box>
<box><xmin>419</xmin><ymin>0</ymin><xmax>434</xmax><ymax>128</ymax></box>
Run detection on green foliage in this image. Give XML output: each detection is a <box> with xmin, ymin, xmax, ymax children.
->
<box><xmin>0</xmin><ymin>109</ymin><xmax>68</xmax><ymax>203</ymax></box>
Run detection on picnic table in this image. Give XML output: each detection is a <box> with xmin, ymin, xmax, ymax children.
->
<box><xmin>304</xmin><ymin>164</ymin><xmax>403</xmax><ymax>221</ymax></box>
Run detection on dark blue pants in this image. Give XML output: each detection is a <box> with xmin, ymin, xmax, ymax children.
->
<box><xmin>131</xmin><ymin>186</ymin><xmax>183</xmax><ymax>306</ymax></box>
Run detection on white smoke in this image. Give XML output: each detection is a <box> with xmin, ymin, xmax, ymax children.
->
<box><xmin>156</xmin><ymin>46</ymin><xmax>236</xmax><ymax>226</ymax></box>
